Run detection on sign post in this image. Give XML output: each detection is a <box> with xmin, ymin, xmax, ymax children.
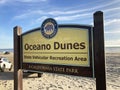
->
<box><xmin>93</xmin><ymin>11</ymin><xmax>106</xmax><ymax>90</ymax></box>
<box><xmin>14</xmin><ymin>26</ymin><xmax>23</xmax><ymax>90</ymax></box>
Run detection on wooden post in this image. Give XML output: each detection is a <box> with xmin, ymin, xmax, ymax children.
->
<box><xmin>38</xmin><ymin>73</ymin><xmax>42</xmax><ymax>77</ymax></box>
<box><xmin>14</xmin><ymin>26</ymin><xmax>22</xmax><ymax>90</ymax></box>
<box><xmin>93</xmin><ymin>11</ymin><xmax>106</xmax><ymax>90</ymax></box>
<box><xmin>18</xmin><ymin>69</ymin><xmax>23</xmax><ymax>90</ymax></box>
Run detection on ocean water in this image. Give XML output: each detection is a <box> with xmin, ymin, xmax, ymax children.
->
<box><xmin>105</xmin><ymin>47</ymin><xmax>120</xmax><ymax>53</ymax></box>
<box><xmin>0</xmin><ymin>47</ymin><xmax>120</xmax><ymax>53</ymax></box>
<box><xmin>0</xmin><ymin>49</ymin><xmax>13</xmax><ymax>53</ymax></box>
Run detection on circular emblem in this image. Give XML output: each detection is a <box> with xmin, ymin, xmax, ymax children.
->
<box><xmin>41</xmin><ymin>18</ymin><xmax>58</xmax><ymax>39</ymax></box>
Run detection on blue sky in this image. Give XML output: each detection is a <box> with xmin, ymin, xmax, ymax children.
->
<box><xmin>0</xmin><ymin>0</ymin><xmax>120</xmax><ymax>48</ymax></box>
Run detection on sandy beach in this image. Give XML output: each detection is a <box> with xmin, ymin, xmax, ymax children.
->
<box><xmin>0</xmin><ymin>52</ymin><xmax>120</xmax><ymax>90</ymax></box>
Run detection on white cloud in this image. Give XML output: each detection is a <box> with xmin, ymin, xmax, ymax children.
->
<box><xmin>48</xmin><ymin>1</ymin><xmax>120</xmax><ymax>16</ymax></box>
<box><xmin>105</xmin><ymin>31</ymin><xmax>120</xmax><ymax>34</ymax></box>
<box><xmin>105</xmin><ymin>39</ymin><xmax>120</xmax><ymax>47</ymax></box>
<box><xmin>104</xmin><ymin>7</ymin><xmax>120</xmax><ymax>13</ymax></box>
<box><xmin>14</xmin><ymin>8</ymin><xmax>91</xmax><ymax>21</ymax></box>
<box><xmin>35</xmin><ymin>16</ymin><xmax>48</xmax><ymax>23</ymax></box>
<box><xmin>0</xmin><ymin>0</ymin><xmax>8</xmax><ymax>4</ymax></box>
<box><xmin>13</xmin><ymin>0</ymin><xmax>120</xmax><ymax>21</ymax></box>
<box><xmin>55</xmin><ymin>13</ymin><xmax>90</xmax><ymax>21</ymax></box>
<box><xmin>49</xmin><ymin>9</ymin><xmax>89</xmax><ymax>16</ymax></box>
<box><xmin>105</xmin><ymin>19</ymin><xmax>120</xmax><ymax>26</ymax></box>
<box><xmin>0</xmin><ymin>0</ymin><xmax>47</xmax><ymax>4</ymax></box>
<box><xmin>16</xmin><ymin>0</ymin><xmax>47</xmax><ymax>3</ymax></box>
<box><xmin>104</xmin><ymin>19</ymin><xmax>120</xmax><ymax>38</ymax></box>
<box><xmin>14</xmin><ymin>10</ymin><xmax>44</xmax><ymax>19</ymax></box>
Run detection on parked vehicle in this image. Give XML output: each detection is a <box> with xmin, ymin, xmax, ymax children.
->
<box><xmin>3</xmin><ymin>51</ymin><xmax>10</xmax><ymax>54</ymax></box>
<box><xmin>0</xmin><ymin>57</ymin><xmax>12</xmax><ymax>72</ymax></box>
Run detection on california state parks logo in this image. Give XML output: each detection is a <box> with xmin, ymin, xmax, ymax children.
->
<box><xmin>41</xmin><ymin>18</ymin><xmax>58</xmax><ymax>39</ymax></box>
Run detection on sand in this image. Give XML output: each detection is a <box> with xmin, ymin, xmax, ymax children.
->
<box><xmin>0</xmin><ymin>52</ymin><xmax>120</xmax><ymax>90</ymax></box>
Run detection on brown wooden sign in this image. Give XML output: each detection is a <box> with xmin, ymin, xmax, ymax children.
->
<box><xmin>14</xmin><ymin>11</ymin><xmax>106</xmax><ymax>90</ymax></box>
<box><xmin>21</xmin><ymin>24</ymin><xmax>94</xmax><ymax>77</ymax></box>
